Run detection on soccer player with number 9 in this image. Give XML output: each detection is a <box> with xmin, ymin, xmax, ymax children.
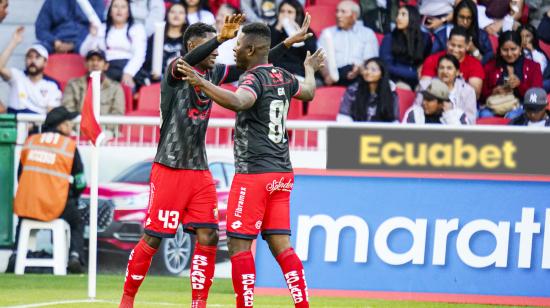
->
<box><xmin>179</xmin><ymin>21</ymin><xmax>325</xmax><ymax>308</ymax></box>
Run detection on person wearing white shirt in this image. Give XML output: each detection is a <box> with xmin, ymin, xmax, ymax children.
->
<box><xmin>318</xmin><ymin>0</ymin><xmax>379</xmax><ymax>86</ymax></box>
<box><xmin>0</xmin><ymin>27</ymin><xmax>61</xmax><ymax>115</ymax></box>
<box><xmin>104</xmin><ymin>0</ymin><xmax>165</xmax><ymax>37</ymax></box>
<box><xmin>184</xmin><ymin>0</ymin><xmax>216</xmax><ymax>25</ymax></box>
<box><xmin>81</xmin><ymin>0</ymin><xmax>147</xmax><ymax>90</ymax></box>
<box><xmin>215</xmin><ymin>4</ymin><xmax>238</xmax><ymax>65</ymax></box>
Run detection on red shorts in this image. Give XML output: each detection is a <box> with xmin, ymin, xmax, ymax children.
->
<box><xmin>226</xmin><ymin>172</ymin><xmax>294</xmax><ymax>239</ymax></box>
<box><xmin>144</xmin><ymin>163</ymin><xmax>218</xmax><ymax>238</ymax></box>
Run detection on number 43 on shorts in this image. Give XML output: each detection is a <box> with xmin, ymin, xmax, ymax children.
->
<box><xmin>158</xmin><ymin>210</ymin><xmax>179</xmax><ymax>229</ymax></box>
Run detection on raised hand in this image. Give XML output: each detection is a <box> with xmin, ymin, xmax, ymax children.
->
<box><xmin>177</xmin><ymin>58</ymin><xmax>204</xmax><ymax>87</ymax></box>
<box><xmin>12</xmin><ymin>26</ymin><xmax>24</xmax><ymax>45</ymax></box>
<box><xmin>304</xmin><ymin>48</ymin><xmax>326</xmax><ymax>72</ymax></box>
<box><xmin>284</xmin><ymin>13</ymin><xmax>313</xmax><ymax>47</ymax></box>
<box><xmin>218</xmin><ymin>14</ymin><xmax>245</xmax><ymax>42</ymax></box>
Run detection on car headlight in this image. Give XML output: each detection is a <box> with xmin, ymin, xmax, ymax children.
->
<box><xmin>111</xmin><ymin>193</ymin><xmax>150</xmax><ymax>210</ymax></box>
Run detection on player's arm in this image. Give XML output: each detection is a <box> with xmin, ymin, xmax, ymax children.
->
<box><xmin>295</xmin><ymin>48</ymin><xmax>326</xmax><ymax>101</ymax></box>
<box><xmin>180</xmin><ymin>60</ymin><xmax>255</xmax><ymax>111</ymax></box>
<box><xmin>223</xmin><ymin>13</ymin><xmax>314</xmax><ymax>83</ymax></box>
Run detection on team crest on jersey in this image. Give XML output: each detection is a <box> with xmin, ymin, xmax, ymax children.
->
<box><xmin>187</xmin><ymin>107</ymin><xmax>210</xmax><ymax>121</ymax></box>
<box><xmin>40</xmin><ymin>88</ymin><xmax>48</xmax><ymax>97</ymax></box>
<box><xmin>270</xmin><ymin>69</ymin><xmax>283</xmax><ymax>83</ymax></box>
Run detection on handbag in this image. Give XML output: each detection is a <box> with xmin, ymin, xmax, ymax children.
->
<box><xmin>486</xmin><ymin>94</ymin><xmax>519</xmax><ymax>116</ymax></box>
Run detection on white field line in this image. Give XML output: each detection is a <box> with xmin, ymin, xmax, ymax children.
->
<box><xmin>2</xmin><ymin>299</ymin><xmax>307</xmax><ymax>308</ymax></box>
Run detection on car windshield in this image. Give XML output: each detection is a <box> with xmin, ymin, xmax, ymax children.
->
<box><xmin>112</xmin><ymin>160</ymin><xmax>235</xmax><ymax>187</ymax></box>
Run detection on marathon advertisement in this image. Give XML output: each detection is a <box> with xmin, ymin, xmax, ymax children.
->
<box><xmin>254</xmin><ymin>172</ymin><xmax>550</xmax><ymax>305</ymax></box>
<box><xmin>326</xmin><ymin>126</ymin><xmax>550</xmax><ymax>175</ymax></box>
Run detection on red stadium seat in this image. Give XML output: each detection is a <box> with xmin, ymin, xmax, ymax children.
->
<box><xmin>119</xmin><ymin>110</ymin><xmax>161</xmax><ymax>144</ymax></box>
<box><xmin>306</xmin><ymin>5</ymin><xmax>337</xmax><ymax>36</ymax></box>
<box><xmin>476</xmin><ymin>117</ymin><xmax>510</xmax><ymax>125</ymax></box>
<box><xmin>539</xmin><ymin>40</ymin><xmax>550</xmax><ymax>59</ymax></box>
<box><xmin>396</xmin><ymin>88</ymin><xmax>416</xmax><ymax>122</ymax></box>
<box><xmin>122</xmin><ymin>84</ymin><xmax>134</xmax><ymax>113</ymax></box>
<box><xmin>298</xmin><ymin>86</ymin><xmax>346</xmax><ymax>121</ymax></box>
<box><xmin>288</xmin><ymin>98</ymin><xmax>304</xmax><ymax>119</ymax></box>
<box><xmin>489</xmin><ymin>35</ymin><xmax>499</xmax><ymax>55</ymax></box>
<box><xmin>136</xmin><ymin>83</ymin><xmax>161</xmax><ymax>111</ymax></box>
<box><xmin>44</xmin><ymin>54</ymin><xmax>87</xmax><ymax>91</ymax></box>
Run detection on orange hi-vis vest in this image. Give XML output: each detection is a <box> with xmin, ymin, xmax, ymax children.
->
<box><xmin>14</xmin><ymin>132</ymin><xmax>76</xmax><ymax>221</ymax></box>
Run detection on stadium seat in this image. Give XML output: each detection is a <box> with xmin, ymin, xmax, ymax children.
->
<box><xmin>136</xmin><ymin>83</ymin><xmax>161</xmax><ymax>112</ymax></box>
<box><xmin>396</xmin><ymin>88</ymin><xmax>416</xmax><ymax>122</ymax></box>
<box><xmin>297</xmin><ymin>86</ymin><xmax>345</xmax><ymax>120</ymax></box>
<box><xmin>489</xmin><ymin>35</ymin><xmax>499</xmax><ymax>55</ymax></box>
<box><xmin>15</xmin><ymin>219</ymin><xmax>70</xmax><ymax>275</ymax></box>
<box><xmin>306</xmin><ymin>5</ymin><xmax>337</xmax><ymax>36</ymax></box>
<box><xmin>539</xmin><ymin>40</ymin><xmax>550</xmax><ymax>59</ymax></box>
<box><xmin>122</xmin><ymin>84</ymin><xmax>134</xmax><ymax>113</ymax></box>
<box><xmin>375</xmin><ymin>32</ymin><xmax>384</xmax><ymax>45</ymax></box>
<box><xmin>476</xmin><ymin>117</ymin><xmax>510</xmax><ymax>125</ymax></box>
<box><xmin>119</xmin><ymin>110</ymin><xmax>160</xmax><ymax>144</ymax></box>
<box><xmin>43</xmin><ymin>54</ymin><xmax>87</xmax><ymax>91</ymax></box>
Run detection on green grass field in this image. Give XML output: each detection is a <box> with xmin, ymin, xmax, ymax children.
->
<box><xmin>0</xmin><ymin>274</ymin><xmax>513</xmax><ymax>308</ymax></box>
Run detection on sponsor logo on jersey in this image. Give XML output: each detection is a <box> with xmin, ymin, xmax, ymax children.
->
<box><xmin>235</xmin><ymin>187</ymin><xmax>246</xmax><ymax>218</ymax></box>
<box><xmin>187</xmin><ymin>107</ymin><xmax>209</xmax><ymax>121</ymax></box>
<box><xmin>232</xmin><ymin>220</ymin><xmax>243</xmax><ymax>230</ymax></box>
<box><xmin>278</xmin><ymin>88</ymin><xmax>285</xmax><ymax>96</ymax></box>
<box><xmin>266</xmin><ymin>177</ymin><xmax>294</xmax><ymax>194</ymax></box>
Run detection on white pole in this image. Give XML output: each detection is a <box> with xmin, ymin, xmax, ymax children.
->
<box><xmin>88</xmin><ymin>70</ymin><xmax>101</xmax><ymax>299</ymax></box>
<box><xmin>151</xmin><ymin>22</ymin><xmax>166</xmax><ymax>77</ymax></box>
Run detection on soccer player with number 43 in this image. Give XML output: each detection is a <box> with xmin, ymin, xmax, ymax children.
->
<box><xmin>179</xmin><ymin>21</ymin><xmax>326</xmax><ymax>308</ymax></box>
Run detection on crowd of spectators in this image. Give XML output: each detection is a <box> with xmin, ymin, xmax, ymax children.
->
<box><xmin>1</xmin><ymin>0</ymin><xmax>550</xmax><ymax>127</ymax></box>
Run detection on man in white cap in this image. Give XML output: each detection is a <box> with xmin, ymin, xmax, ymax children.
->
<box><xmin>0</xmin><ymin>27</ymin><xmax>61</xmax><ymax>114</ymax></box>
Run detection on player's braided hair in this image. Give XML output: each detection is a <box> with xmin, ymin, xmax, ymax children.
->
<box><xmin>181</xmin><ymin>22</ymin><xmax>217</xmax><ymax>55</ymax></box>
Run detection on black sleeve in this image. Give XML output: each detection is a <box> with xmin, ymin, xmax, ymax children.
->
<box><xmin>221</xmin><ymin>42</ymin><xmax>291</xmax><ymax>84</ymax></box>
<box><xmin>68</xmin><ymin>149</ymin><xmax>86</xmax><ymax>200</ymax></box>
<box><xmin>144</xmin><ymin>36</ymin><xmax>154</xmax><ymax>72</ymax></box>
<box><xmin>182</xmin><ymin>37</ymin><xmax>221</xmax><ymax>66</ymax></box>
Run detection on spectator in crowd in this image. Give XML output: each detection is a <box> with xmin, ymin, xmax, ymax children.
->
<box><xmin>417</xmin><ymin>54</ymin><xmax>477</xmax><ymax>124</ymax></box>
<box><xmin>63</xmin><ymin>49</ymin><xmax>125</xmax><ymax>116</ymax></box>
<box><xmin>519</xmin><ymin>24</ymin><xmax>548</xmax><ymax>74</ymax></box>
<box><xmin>240</xmin><ymin>0</ymin><xmax>281</xmax><ymax>25</ymax></box>
<box><xmin>338</xmin><ymin>58</ymin><xmax>398</xmax><ymax>122</ymax></box>
<box><xmin>0</xmin><ymin>0</ymin><xmax>8</xmax><ymax>23</ymax></box>
<box><xmin>12</xmin><ymin>106</ymin><xmax>86</xmax><ymax>273</ymax></box>
<box><xmin>509</xmin><ymin>87</ymin><xmax>550</xmax><ymax>126</ymax></box>
<box><xmin>184</xmin><ymin>0</ymin><xmax>216</xmax><ymax>25</ymax></box>
<box><xmin>403</xmin><ymin>79</ymin><xmax>469</xmax><ymax>124</ymax></box>
<box><xmin>380</xmin><ymin>5</ymin><xmax>431</xmax><ymax>90</ymax></box>
<box><xmin>318</xmin><ymin>0</ymin><xmax>379</xmax><ymax>86</ymax></box>
<box><xmin>537</xmin><ymin>9</ymin><xmax>550</xmax><ymax>43</ymax></box>
<box><xmin>526</xmin><ymin>0</ymin><xmax>550</xmax><ymax>27</ymax></box>
<box><xmin>144</xmin><ymin>3</ymin><xmax>188</xmax><ymax>81</ymax></box>
<box><xmin>0</xmin><ymin>28</ymin><xmax>61</xmax><ymax>115</ymax></box>
<box><xmin>360</xmin><ymin>0</ymin><xmax>416</xmax><ymax>34</ymax></box>
<box><xmin>270</xmin><ymin>0</ymin><xmax>317</xmax><ymax>79</ymax></box>
<box><xmin>80</xmin><ymin>0</ymin><xmax>148</xmax><ymax>90</ymax></box>
<box><xmin>215</xmin><ymin>4</ymin><xmax>239</xmax><ymax>65</ymax></box>
<box><xmin>432</xmin><ymin>0</ymin><xmax>494</xmax><ymax>65</ymax></box>
<box><xmin>480</xmin><ymin>31</ymin><xmax>543</xmax><ymax>118</ymax></box>
<box><xmin>419</xmin><ymin>0</ymin><xmax>454</xmax><ymax>35</ymax></box>
<box><xmin>35</xmin><ymin>0</ymin><xmax>105</xmax><ymax>54</ymax></box>
<box><xmin>481</xmin><ymin>0</ymin><xmax>523</xmax><ymax>36</ymax></box>
<box><xmin>127</xmin><ymin>0</ymin><xmax>165</xmax><ymax>37</ymax></box>
<box><xmin>420</xmin><ymin>26</ymin><xmax>484</xmax><ymax>98</ymax></box>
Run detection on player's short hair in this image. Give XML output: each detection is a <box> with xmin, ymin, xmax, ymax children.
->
<box><xmin>449</xmin><ymin>26</ymin><xmax>471</xmax><ymax>43</ymax></box>
<box><xmin>182</xmin><ymin>22</ymin><xmax>217</xmax><ymax>54</ymax></box>
<box><xmin>241</xmin><ymin>23</ymin><xmax>271</xmax><ymax>47</ymax></box>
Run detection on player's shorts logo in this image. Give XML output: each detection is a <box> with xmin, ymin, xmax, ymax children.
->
<box><xmin>231</xmin><ymin>220</ymin><xmax>243</xmax><ymax>229</ymax></box>
<box><xmin>266</xmin><ymin>177</ymin><xmax>294</xmax><ymax>194</ymax></box>
<box><xmin>131</xmin><ymin>274</ymin><xmax>144</xmax><ymax>280</ymax></box>
<box><xmin>255</xmin><ymin>220</ymin><xmax>262</xmax><ymax>230</ymax></box>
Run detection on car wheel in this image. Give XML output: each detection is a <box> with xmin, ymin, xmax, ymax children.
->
<box><xmin>152</xmin><ymin>225</ymin><xmax>195</xmax><ymax>275</ymax></box>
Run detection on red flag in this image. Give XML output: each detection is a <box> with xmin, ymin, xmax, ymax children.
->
<box><xmin>80</xmin><ymin>78</ymin><xmax>103</xmax><ymax>145</ymax></box>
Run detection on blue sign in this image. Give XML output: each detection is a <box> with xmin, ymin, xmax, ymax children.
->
<box><xmin>254</xmin><ymin>173</ymin><xmax>550</xmax><ymax>300</ymax></box>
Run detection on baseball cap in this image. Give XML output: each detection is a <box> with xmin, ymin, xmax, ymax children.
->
<box><xmin>422</xmin><ymin>79</ymin><xmax>450</xmax><ymax>102</ymax></box>
<box><xmin>26</xmin><ymin>44</ymin><xmax>49</xmax><ymax>60</ymax></box>
<box><xmin>85</xmin><ymin>49</ymin><xmax>106</xmax><ymax>60</ymax></box>
<box><xmin>523</xmin><ymin>87</ymin><xmax>548</xmax><ymax>111</ymax></box>
<box><xmin>43</xmin><ymin>106</ymin><xmax>79</xmax><ymax>130</ymax></box>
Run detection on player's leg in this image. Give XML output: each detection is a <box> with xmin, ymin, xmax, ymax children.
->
<box><xmin>120</xmin><ymin>234</ymin><xmax>162</xmax><ymax>308</ymax></box>
<box><xmin>263</xmin><ymin>173</ymin><xmax>309</xmax><ymax>308</ymax></box>
<box><xmin>226</xmin><ymin>173</ymin><xmax>268</xmax><ymax>308</ymax></box>
<box><xmin>120</xmin><ymin>163</ymin><xmax>186</xmax><ymax>308</ymax></box>
<box><xmin>184</xmin><ymin>170</ymin><xmax>221</xmax><ymax>308</ymax></box>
